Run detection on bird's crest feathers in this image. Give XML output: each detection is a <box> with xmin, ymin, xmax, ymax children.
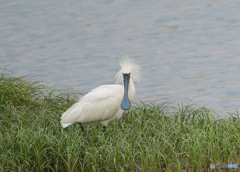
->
<box><xmin>115</xmin><ymin>56</ymin><xmax>141</xmax><ymax>83</ymax></box>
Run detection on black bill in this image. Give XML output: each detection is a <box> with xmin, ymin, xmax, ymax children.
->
<box><xmin>121</xmin><ymin>73</ymin><xmax>131</xmax><ymax>110</ymax></box>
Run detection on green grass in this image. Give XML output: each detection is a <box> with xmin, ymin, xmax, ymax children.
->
<box><xmin>0</xmin><ymin>72</ymin><xmax>240</xmax><ymax>172</ymax></box>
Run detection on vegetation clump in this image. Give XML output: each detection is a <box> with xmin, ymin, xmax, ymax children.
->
<box><xmin>0</xmin><ymin>73</ymin><xmax>239</xmax><ymax>171</ymax></box>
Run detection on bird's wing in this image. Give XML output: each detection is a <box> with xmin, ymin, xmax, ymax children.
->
<box><xmin>61</xmin><ymin>85</ymin><xmax>124</xmax><ymax>126</ymax></box>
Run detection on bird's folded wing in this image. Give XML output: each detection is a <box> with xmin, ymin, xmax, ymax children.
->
<box><xmin>61</xmin><ymin>85</ymin><xmax>123</xmax><ymax>124</ymax></box>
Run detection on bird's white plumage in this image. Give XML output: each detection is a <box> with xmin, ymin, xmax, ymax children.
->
<box><xmin>60</xmin><ymin>57</ymin><xmax>140</xmax><ymax>128</ymax></box>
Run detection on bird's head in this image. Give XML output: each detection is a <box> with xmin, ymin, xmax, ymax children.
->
<box><xmin>115</xmin><ymin>56</ymin><xmax>141</xmax><ymax>84</ymax></box>
<box><xmin>115</xmin><ymin>56</ymin><xmax>141</xmax><ymax>110</ymax></box>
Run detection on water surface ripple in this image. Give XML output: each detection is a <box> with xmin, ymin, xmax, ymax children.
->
<box><xmin>1</xmin><ymin>0</ymin><xmax>240</xmax><ymax>114</ymax></box>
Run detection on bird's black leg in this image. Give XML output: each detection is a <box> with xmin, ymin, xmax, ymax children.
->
<box><xmin>79</xmin><ymin>123</ymin><xmax>85</xmax><ymax>132</ymax></box>
<box><xmin>103</xmin><ymin>126</ymin><xmax>107</xmax><ymax>137</ymax></box>
<box><xmin>79</xmin><ymin>123</ymin><xmax>87</xmax><ymax>136</ymax></box>
<box><xmin>103</xmin><ymin>126</ymin><xmax>106</xmax><ymax>133</ymax></box>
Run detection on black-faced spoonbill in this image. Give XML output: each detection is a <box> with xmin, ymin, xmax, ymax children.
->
<box><xmin>60</xmin><ymin>57</ymin><xmax>140</xmax><ymax>134</ymax></box>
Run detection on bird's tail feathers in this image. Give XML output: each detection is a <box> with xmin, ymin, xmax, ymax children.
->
<box><xmin>61</xmin><ymin>122</ymin><xmax>73</xmax><ymax>128</ymax></box>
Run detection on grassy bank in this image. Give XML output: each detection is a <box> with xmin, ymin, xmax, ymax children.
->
<box><xmin>0</xmin><ymin>73</ymin><xmax>240</xmax><ymax>172</ymax></box>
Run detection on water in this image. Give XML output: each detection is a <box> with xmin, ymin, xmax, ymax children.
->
<box><xmin>1</xmin><ymin>0</ymin><xmax>240</xmax><ymax>114</ymax></box>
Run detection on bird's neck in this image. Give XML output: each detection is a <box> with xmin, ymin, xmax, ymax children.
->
<box><xmin>128</xmin><ymin>79</ymin><xmax>136</xmax><ymax>104</ymax></box>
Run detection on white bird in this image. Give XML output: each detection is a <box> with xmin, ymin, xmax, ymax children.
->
<box><xmin>60</xmin><ymin>57</ymin><xmax>141</xmax><ymax>134</ymax></box>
